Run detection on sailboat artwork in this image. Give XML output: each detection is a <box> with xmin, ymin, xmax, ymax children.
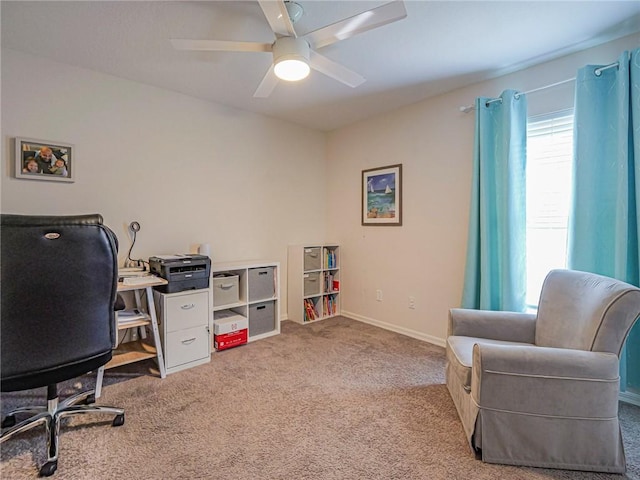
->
<box><xmin>362</xmin><ymin>164</ymin><xmax>402</xmax><ymax>226</ymax></box>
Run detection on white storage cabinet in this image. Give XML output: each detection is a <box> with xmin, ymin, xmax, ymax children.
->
<box><xmin>153</xmin><ymin>288</ymin><xmax>212</xmax><ymax>375</ymax></box>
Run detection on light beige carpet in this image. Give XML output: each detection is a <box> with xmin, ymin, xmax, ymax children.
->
<box><xmin>1</xmin><ymin>317</ymin><xmax>638</xmax><ymax>479</ymax></box>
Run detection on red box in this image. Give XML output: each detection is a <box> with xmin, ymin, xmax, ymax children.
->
<box><xmin>214</xmin><ymin>329</ymin><xmax>247</xmax><ymax>351</ymax></box>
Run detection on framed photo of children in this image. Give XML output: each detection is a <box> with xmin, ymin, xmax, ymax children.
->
<box><xmin>362</xmin><ymin>164</ymin><xmax>402</xmax><ymax>226</ymax></box>
<box><xmin>15</xmin><ymin>137</ymin><xmax>74</xmax><ymax>183</ymax></box>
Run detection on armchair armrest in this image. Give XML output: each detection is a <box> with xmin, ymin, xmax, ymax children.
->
<box><xmin>472</xmin><ymin>344</ymin><xmax>620</xmax><ymax>418</ymax></box>
<box><xmin>448</xmin><ymin>308</ymin><xmax>536</xmax><ymax>343</ymax></box>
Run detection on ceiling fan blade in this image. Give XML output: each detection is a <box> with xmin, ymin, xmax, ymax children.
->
<box><xmin>254</xmin><ymin>65</ymin><xmax>279</xmax><ymax>98</ymax></box>
<box><xmin>171</xmin><ymin>39</ymin><xmax>272</xmax><ymax>53</ymax></box>
<box><xmin>258</xmin><ymin>0</ymin><xmax>297</xmax><ymax>37</ymax></box>
<box><xmin>308</xmin><ymin>50</ymin><xmax>365</xmax><ymax>88</ymax></box>
<box><xmin>304</xmin><ymin>0</ymin><xmax>407</xmax><ymax>50</ymax></box>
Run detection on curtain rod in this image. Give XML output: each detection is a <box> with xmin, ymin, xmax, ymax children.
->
<box><xmin>458</xmin><ymin>61</ymin><xmax>620</xmax><ymax>113</ymax></box>
<box><xmin>594</xmin><ymin>61</ymin><xmax>620</xmax><ymax>76</ymax></box>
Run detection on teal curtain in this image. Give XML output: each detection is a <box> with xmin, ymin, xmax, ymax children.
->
<box><xmin>568</xmin><ymin>48</ymin><xmax>640</xmax><ymax>393</ymax></box>
<box><xmin>462</xmin><ymin>90</ymin><xmax>527</xmax><ymax>311</ymax></box>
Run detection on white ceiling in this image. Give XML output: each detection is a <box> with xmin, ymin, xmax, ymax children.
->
<box><xmin>2</xmin><ymin>1</ymin><xmax>639</xmax><ymax>131</ymax></box>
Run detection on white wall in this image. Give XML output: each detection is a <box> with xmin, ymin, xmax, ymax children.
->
<box><xmin>1</xmin><ymin>49</ymin><xmax>327</xmax><ymax>317</ymax></box>
<box><xmin>3</xmin><ymin>34</ymin><xmax>638</xmax><ymax>341</ymax></box>
<box><xmin>326</xmin><ymin>33</ymin><xmax>640</xmax><ymax>346</ymax></box>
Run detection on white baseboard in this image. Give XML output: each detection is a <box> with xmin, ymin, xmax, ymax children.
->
<box><xmin>619</xmin><ymin>390</ymin><xmax>640</xmax><ymax>407</ymax></box>
<box><xmin>341</xmin><ymin>310</ymin><xmax>446</xmax><ymax>348</ymax></box>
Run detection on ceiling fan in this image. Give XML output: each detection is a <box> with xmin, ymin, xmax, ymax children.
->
<box><xmin>170</xmin><ymin>0</ymin><xmax>407</xmax><ymax>98</ymax></box>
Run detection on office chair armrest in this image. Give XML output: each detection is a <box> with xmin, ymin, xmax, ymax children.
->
<box><xmin>448</xmin><ymin>308</ymin><xmax>536</xmax><ymax>343</ymax></box>
<box><xmin>471</xmin><ymin>343</ymin><xmax>620</xmax><ymax>418</ymax></box>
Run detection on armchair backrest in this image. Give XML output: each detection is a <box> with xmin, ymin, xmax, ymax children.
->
<box><xmin>535</xmin><ymin>269</ymin><xmax>640</xmax><ymax>355</ymax></box>
<box><xmin>1</xmin><ymin>214</ymin><xmax>119</xmax><ymax>391</ymax></box>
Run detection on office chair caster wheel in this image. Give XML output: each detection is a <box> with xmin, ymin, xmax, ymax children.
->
<box><xmin>112</xmin><ymin>414</ymin><xmax>125</xmax><ymax>427</ymax></box>
<box><xmin>39</xmin><ymin>460</ymin><xmax>57</xmax><ymax>477</ymax></box>
<box><xmin>1</xmin><ymin>415</ymin><xmax>16</xmax><ymax>428</ymax></box>
<box><xmin>85</xmin><ymin>393</ymin><xmax>96</xmax><ymax>404</ymax></box>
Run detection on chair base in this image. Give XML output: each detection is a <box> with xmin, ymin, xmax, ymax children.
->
<box><xmin>0</xmin><ymin>384</ymin><xmax>124</xmax><ymax>477</ymax></box>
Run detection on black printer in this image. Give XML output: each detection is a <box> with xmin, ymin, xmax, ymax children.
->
<box><xmin>149</xmin><ymin>254</ymin><xmax>211</xmax><ymax>293</ymax></box>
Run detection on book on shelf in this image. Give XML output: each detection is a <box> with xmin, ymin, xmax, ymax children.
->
<box><xmin>323</xmin><ymin>248</ymin><xmax>337</xmax><ymax>269</ymax></box>
<box><xmin>117</xmin><ymin>308</ymin><xmax>149</xmax><ymax>324</ymax></box>
<box><xmin>322</xmin><ymin>272</ymin><xmax>340</xmax><ymax>293</ymax></box>
<box><xmin>323</xmin><ymin>295</ymin><xmax>337</xmax><ymax>316</ymax></box>
<box><xmin>323</xmin><ymin>272</ymin><xmax>333</xmax><ymax>292</ymax></box>
<box><xmin>304</xmin><ymin>298</ymin><xmax>318</xmax><ymax>322</ymax></box>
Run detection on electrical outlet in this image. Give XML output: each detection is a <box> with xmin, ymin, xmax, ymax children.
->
<box><xmin>408</xmin><ymin>296</ymin><xmax>416</xmax><ymax>309</ymax></box>
<box><xmin>376</xmin><ymin>289</ymin><xmax>383</xmax><ymax>302</ymax></box>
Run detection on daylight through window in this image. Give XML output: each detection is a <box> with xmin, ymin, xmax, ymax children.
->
<box><xmin>525</xmin><ymin>110</ymin><xmax>574</xmax><ymax>309</ymax></box>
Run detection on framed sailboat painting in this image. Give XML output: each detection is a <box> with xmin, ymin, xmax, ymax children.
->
<box><xmin>362</xmin><ymin>164</ymin><xmax>402</xmax><ymax>226</ymax></box>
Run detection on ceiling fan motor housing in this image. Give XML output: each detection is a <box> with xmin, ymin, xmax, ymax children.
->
<box><xmin>273</xmin><ymin>37</ymin><xmax>310</xmax><ymax>64</ymax></box>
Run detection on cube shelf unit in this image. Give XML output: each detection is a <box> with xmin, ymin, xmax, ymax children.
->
<box><xmin>211</xmin><ymin>260</ymin><xmax>280</xmax><ymax>342</ymax></box>
<box><xmin>288</xmin><ymin>244</ymin><xmax>340</xmax><ymax>324</ymax></box>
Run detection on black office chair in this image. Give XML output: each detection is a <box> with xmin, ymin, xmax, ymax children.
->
<box><xmin>1</xmin><ymin>214</ymin><xmax>125</xmax><ymax>477</ymax></box>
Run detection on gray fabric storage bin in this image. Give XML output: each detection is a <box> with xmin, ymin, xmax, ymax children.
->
<box><xmin>303</xmin><ymin>247</ymin><xmax>321</xmax><ymax>271</ymax></box>
<box><xmin>248</xmin><ymin>267</ymin><xmax>275</xmax><ymax>302</ymax></box>
<box><xmin>303</xmin><ymin>272</ymin><xmax>321</xmax><ymax>296</ymax></box>
<box><xmin>249</xmin><ymin>301</ymin><xmax>275</xmax><ymax>337</ymax></box>
<box><xmin>212</xmin><ymin>274</ymin><xmax>239</xmax><ymax>307</ymax></box>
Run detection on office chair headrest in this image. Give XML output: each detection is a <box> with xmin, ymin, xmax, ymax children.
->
<box><xmin>1</xmin><ymin>214</ymin><xmax>103</xmax><ymax>227</ymax></box>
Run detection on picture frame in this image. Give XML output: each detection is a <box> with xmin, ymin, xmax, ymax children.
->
<box><xmin>15</xmin><ymin>137</ymin><xmax>74</xmax><ymax>183</ymax></box>
<box><xmin>362</xmin><ymin>164</ymin><xmax>402</xmax><ymax>226</ymax></box>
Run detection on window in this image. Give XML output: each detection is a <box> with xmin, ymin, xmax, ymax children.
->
<box><xmin>525</xmin><ymin>111</ymin><xmax>574</xmax><ymax>309</ymax></box>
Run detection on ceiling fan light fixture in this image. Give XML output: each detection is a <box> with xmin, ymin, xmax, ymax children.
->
<box><xmin>273</xmin><ymin>37</ymin><xmax>310</xmax><ymax>82</ymax></box>
<box><xmin>274</xmin><ymin>58</ymin><xmax>310</xmax><ymax>81</ymax></box>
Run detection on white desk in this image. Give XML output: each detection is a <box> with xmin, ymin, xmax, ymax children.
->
<box><xmin>95</xmin><ymin>276</ymin><xmax>167</xmax><ymax>397</ymax></box>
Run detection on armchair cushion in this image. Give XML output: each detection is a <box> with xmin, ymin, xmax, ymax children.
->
<box><xmin>446</xmin><ymin>336</ymin><xmax>534</xmax><ymax>392</ymax></box>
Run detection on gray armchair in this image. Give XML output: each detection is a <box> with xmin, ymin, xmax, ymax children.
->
<box><xmin>446</xmin><ymin>269</ymin><xmax>640</xmax><ymax>473</ymax></box>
